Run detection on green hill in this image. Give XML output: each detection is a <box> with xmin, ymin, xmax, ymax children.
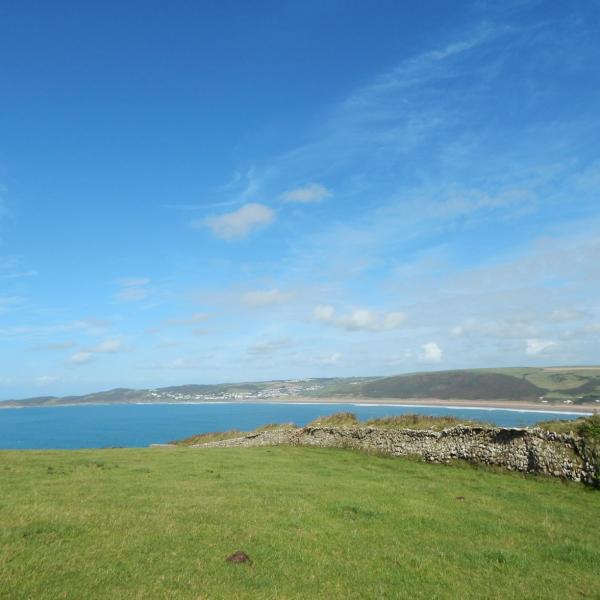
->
<box><xmin>2</xmin><ymin>367</ymin><xmax>600</xmax><ymax>408</ymax></box>
<box><xmin>315</xmin><ymin>367</ymin><xmax>600</xmax><ymax>405</ymax></box>
<box><xmin>358</xmin><ymin>371</ymin><xmax>543</xmax><ymax>401</ymax></box>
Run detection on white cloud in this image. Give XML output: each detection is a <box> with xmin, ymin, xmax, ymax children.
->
<box><xmin>0</xmin><ymin>295</ymin><xmax>26</xmax><ymax>314</ymax></box>
<box><xmin>155</xmin><ymin>357</ymin><xmax>208</xmax><ymax>369</ymax></box>
<box><xmin>199</xmin><ymin>203</ymin><xmax>275</xmax><ymax>240</ymax></box>
<box><xmin>548</xmin><ymin>309</ymin><xmax>589</xmax><ymax>323</ymax></box>
<box><xmin>92</xmin><ymin>339</ymin><xmax>123</xmax><ymax>353</ymax></box>
<box><xmin>281</xmin><ymin>183</ymin><xmax>332</xmax><ymax>203</ymax></box>
<box><xmin>70</xmin><ymin>351</ymin><xmax>93</xmax><ymax>365</ymax></box>
<box><xmin>166</xmin><ymin>313</ymin><xmax>210</xmax><ymax>326</ymax></box>
<box><xmin>321</xmin><ymin>352</ymin><xmax>341</xmax><ymax>365</ymax></box>
<box><xmin>246</xmin><ymin>337</ymin><xmax>294</xmax><ymax>356</ymax></box>
<box><xmin>419</xmin><ymin>342</ymin><xmax>443</xmax><ymax>363</ymax></box>
<box><xmin>68</xmin><ymin>338</ymin><xmax>124</xmax><ymax>365</ymax></box>
<box><xmin>431</xmin><ymin>187</ymin><xmax>536</xmax><ymax>220</ymax></box>
<box><xmin>32</xmin><ymin>341</ymin><xmax>77</xmax><ymax>351</ymax></box>
<box><xmin>240</xmin><ymin>288</ymin><xmax>293</xmax><ymax>307</ymax></box>
<box><xmin>35</xmin><ymin>375</ymin><xmax>59</xmax><ymax>386</ymax></box>
<box><xmin>0</xmin><ymin>256</ymin><xmax>38</xmax><ymax>281</ymax></box>
<box><xmin>0</xmin><ymin>269</ymin><xmax>38</xmax><ymax>281</ymax></box>
<box><xmin>0</xmin><ymin>318</ymin><xmax>109</xmax><ymax>339</ymax></box>
<box><xmin>450</xmin><ymin>317</ymin><xmax>536</xmax><ymax>340</ymax></box>
<box><xmin>526</xmin><ymin>339</ymin><xmax>556</xmax><ymax>356</ymax></box>
<box><xmin>118</xmin><ymin>277</ymin><xmax>150</xmax><ymax>287</ymax></box>
<box><xmin>451</xmin><ymin>325</ymin><xmax>465</xmax><ymax>337</ymax></box>
<box><xmin>313</xmin><ymin>305</ymin><xmax>406</xmax><ymax>332</ymax></box>
<box><xmin>115</xmin><ymin>278</ymin><xmax>150</xmax><ymax>302</ymax></box>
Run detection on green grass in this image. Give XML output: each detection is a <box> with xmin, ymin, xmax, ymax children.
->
<box><xmin>175</xmin><ymin>413</ymin><xmax>600</xmax><ymax>447</ymax></box>
<box><xmin>1</xmin><ymin>448</ymin><xmax>599</xmax><ymax>599</ymax></box>
<box><xmin>173</xmin><ymin>428</ymin><xmax>247</xmax><ymax>445</ymax></box>
<box><xmin>306</xmin><ymin>412</ymin><xmax>488</xmax><ymax>430</ymax></box>
<box><xmin>174</xmin><ymin>423</ymin><xmax>297</xmax><ymax>446</ymax></box>
<box><xmin>364</xmin><ymin>413</ymin><xmax>489</xmax><ymax>430</ymax></box>
<box><xmin>537</xmin><ymin>414</ymin><xmax>600</xmax><ymax>440</ymax></box>
<box><xmin>307</xmin><ymin>411</ymin><xmax>359</xmax><ymax>426</ymax></box>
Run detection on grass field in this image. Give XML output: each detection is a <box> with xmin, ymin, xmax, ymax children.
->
<box><xmin>1</xmin><ymin>447</ymin><xmax>599</xmax><ymax>599</ymax></box>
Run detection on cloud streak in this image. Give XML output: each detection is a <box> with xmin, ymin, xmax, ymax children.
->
<box><xmin>313</xmin><ymin>305</ymin><xmax>406</xmax><ymax>332</ymax></box>
<box><xmin>115</xmin><ymin>278</ymin><xmax>151</xmax><ymax>302</ymax></box>
<box><xmin>280</xmin><ymin>183</ymin><xmax>332</xmax><ymax>203</ymax></box>
<box><xmin>198</xmin><ymin>203</ymin><xmax>275</xmax><ymax>240</ymax></box>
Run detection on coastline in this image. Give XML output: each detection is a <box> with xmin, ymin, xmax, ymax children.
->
<box><xmin>297</xmin><ymin>396</ymin><xmax>596</xmax><ymax>414</ymax></box>
<box><xmin>0</xmin><ymin>396</ymin><xmax>595</xmax><ymax>415</ymax></box>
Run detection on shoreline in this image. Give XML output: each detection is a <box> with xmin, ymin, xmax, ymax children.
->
<box><xmin>0</xmin><ymin>396</ymin><xmax>595</xmax><ymax>415</ymax></box>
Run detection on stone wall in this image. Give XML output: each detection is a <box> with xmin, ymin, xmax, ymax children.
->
<box><xmin>193</xmin><ymin>425</ymin><xmax>599</xmax><ymax>486</ymax></box>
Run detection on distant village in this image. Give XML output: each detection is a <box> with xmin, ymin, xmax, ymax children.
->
<box><xmin>145</xmin><ymin>381</ymin><xmax>325</xmax><ymax>403</ymax></box>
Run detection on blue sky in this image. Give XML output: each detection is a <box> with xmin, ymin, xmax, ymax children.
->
<box><xmin>1</xmin><ymin>0</ymin><xmax>599</xmax><ymax>398</ymax></box>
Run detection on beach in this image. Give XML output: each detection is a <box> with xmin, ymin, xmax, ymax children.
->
<box><xmin>243</xmin><ymin>396</ymin><xmax>597</xmax><ymax>415</ymax></box>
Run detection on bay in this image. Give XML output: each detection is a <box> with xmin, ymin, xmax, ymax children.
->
<box><xmin>0</xmin><ymin>402</ymin><xmax>588</xmax><ymax>450</ymax></box>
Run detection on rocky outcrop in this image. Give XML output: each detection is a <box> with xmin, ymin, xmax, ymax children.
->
<box><xmin>192</xmin><ymin>425</ymin><xmax>599</xmax><ymax>486</ymax></box>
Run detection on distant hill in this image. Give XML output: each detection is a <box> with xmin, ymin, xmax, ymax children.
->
<box><xmin>358</xmin><ymin>371</ymin><xmax>543</xmax><ymax>400</ymax></box>
<box><xmin>328</xmin><ymin>367</ymin><xmax>600</xmax><ymax>404</ymax></box>
<box><xmin>1</xmin><ymin>367</ymin><xmax>599</xmax><ymax>408</ymax></box>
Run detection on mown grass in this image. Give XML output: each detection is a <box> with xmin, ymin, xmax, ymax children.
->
<box><xmin>0</xmin><ymin>447</ymin><xmax>599</xmax><ymax>599</ymax></box>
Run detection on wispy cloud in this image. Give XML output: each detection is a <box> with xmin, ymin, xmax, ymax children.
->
<box><xmin>30</xmin><ymin>341</ymin><xmax>77</xmax><ymax>351</ymax></box>
<box><xmin>280</xmin><ymin>183</ymin><xmax>332</xmax><ymax>203</ymax></box>
<box><xmin>35</xmin><ymin>375</ymin><xmax>60</xmax><ymax>386</ymax></box>
<box><xmin>165</xmin><ymin>313</ymin><xmax>210</xmax><ymax>326</ymax></box>
<box><xmin>115</xmin><ymin>278</ymin><xmax>150</xmax><ymax>302</ymax></box>
<box><xmin>313</xmin><ymin>305</ymin><xmax>406</xmax><ymax>332</ymax></box>
<box><xmin>69</xmin><ymin>351</ymin><xmax>94</xmax><ymax>365</ymax></box>
<box><xmin>0</xmin><ymin>256</ymin><xmax>38</xmax><ymax>281</ymax></box>
<box><xmin>246</xmin><ymin>337</ymin><xmax>295</xmax><ymax>357</ymax></box>
<box><xmin>92</xmin><ymin>339</ymin><xmax>124</xmax><ymax>353</ymax></box>
<box><xmin>240</xmin><ymin>288</ymin><xmax>293</xmax><ymax>307</ymax></box>
<box><xmin>198</xmin><ymin>203</ymin><xmax>275</xmax><ymax>240</ymax></box>
<box><xmin>0</xmin><ymin>295</ymin><xmax>26</xmax><ymax>314</ymax></box>
<box><xmin>0</xmin><ymin>318</ymin><xmax>109</xmax><ymax>339</ymax></box>
<box><xmin>68</xmin><ymin>338</ymin><xmax>125</xmax><ymax>366</ymax></box>
<box><xmin>0</xmin><ymin>269</ymin><xmax>38</xmax><ymax>281</ymax></box>
<box><xmin>165</xmin><ymin>169</ymin><xmax>265</xmax><ymax>212</ymax></box>
<box><xmin>526</xmin><ymin>339</ymin><xmax>556</xmax><ymax>356</ymax></box>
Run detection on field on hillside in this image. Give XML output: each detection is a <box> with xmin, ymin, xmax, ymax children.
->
<box><xmin>1</xmin><ymin>448</ymin><xmax>599</xmax><ymax>599</ymax></box>
<box><xmin>313</xmin><ymin>367</ymin><xmax>600</xmax><ymax>404</ymax></box>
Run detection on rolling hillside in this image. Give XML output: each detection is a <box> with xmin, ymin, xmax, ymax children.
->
<box><xmin>358</xmin><ymin>371</ymin><xmax>543</xmax><ymax>400</ymax></box>
<box><xmin>1</xmin><ymin>367</ymin><xmax>600</xmax><ymax>408</ymax></box>
<box><xmin>325</xmin><ymin>367</ymin><xmax>600</xmax><ymax>404</ymax></box>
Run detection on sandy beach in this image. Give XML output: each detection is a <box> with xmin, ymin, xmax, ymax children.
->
<box><xmin>252</xmin><ymin>396</ymin><xmax>598</xmax><ymax>414</ymax></box>
<box><xmin>0</xmin><ymin>397</ymin><xmax>596</xmax><ymax>414</ymax></box>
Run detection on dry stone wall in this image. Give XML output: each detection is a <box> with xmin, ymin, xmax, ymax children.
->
<box><xmin>193</xmin><ymin>425</ymin><xmax>599</xmax><ymax>486</ymax></box>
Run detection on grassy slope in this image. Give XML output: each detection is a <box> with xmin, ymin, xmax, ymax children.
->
<box><xmin>3</xmin><ymin>367</ymin><xmax>600</xmax><ymax>408</ymax></box>
<box><xmin>358</xmin><ymin>371</ymin><xmax>544</xmax><ymax>401</ymax></box>
<box><xmin>1</xmin><ymin>448</ymin><xmax>599</xmax><ymax>599</ymax></box>
<box><xmin>343</xmin><ymin>367</ymin><xmax>600</xmax><ymax>403</ymax></box>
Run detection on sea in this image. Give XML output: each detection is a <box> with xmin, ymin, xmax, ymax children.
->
<box><xmin>0</xmin><ymin>402</ymin><xmax>591</xmax><ymax>450</ymax></box>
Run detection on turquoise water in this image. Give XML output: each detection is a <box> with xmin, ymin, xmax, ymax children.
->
<box><xmin>0</xmin><ymin>402</ymin><xmax>588</xmax><ymax>449</ymax></box>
